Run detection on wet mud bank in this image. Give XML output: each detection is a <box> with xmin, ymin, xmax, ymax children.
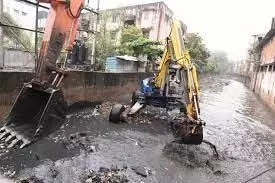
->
<box><xmin>0</xmin><ymin>75</ymin><xmax>275</xmax><ymax>183</ymax></box>
<box><xmin>0</xmin><ymin>105</ymin><xmax>10</xmax><ymax>124</ymax></box>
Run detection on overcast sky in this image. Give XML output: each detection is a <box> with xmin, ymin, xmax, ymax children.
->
<box><xmin>89</xmin><ymin>0</ymin><xmax>275</xmax><ymax>61</ymax></box>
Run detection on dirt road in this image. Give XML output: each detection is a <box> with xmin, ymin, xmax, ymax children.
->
<box><xmin>0</xmin><ymin>75</ymin><xmax>275</xmax><ymax>183</ymax></box>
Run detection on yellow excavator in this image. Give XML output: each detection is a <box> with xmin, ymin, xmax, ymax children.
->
<box><xmin>109</xmin><ymin>19</ymin><xmax>205</xmax><ymax>144</ymax></box>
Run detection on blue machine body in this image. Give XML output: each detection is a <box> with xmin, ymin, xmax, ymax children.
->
<box><xmin>140</xmin><ymin>77</ymin><xmax>157</xmax><ymax>95</ymax></box>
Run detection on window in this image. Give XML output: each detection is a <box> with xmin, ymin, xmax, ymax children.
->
<box><xmin>110</xmin><ymin>31</ymin><xmax>117</xmax><ymax>40</ymax></box>
<box><xmin>112</xmin><ymin>15</ymin><xmax>116</xmax><ymax>23</ymax></box>
<box><xmin>38</xmin><ymin>10</ymin><xmax>48</xmax><ymax>19</ymax></box>
<box><xmin>143</xmin><ymin>11</ymin><xmax>149</xmax><ymax>20</ymax></box>
<box><xmin>142</xmin><ymin>29</ymin><xmax>150</xmax><ymax>38</ymax></box>
<box><xmin>22</xmin><ymin>11</ymin><xmax>27</xmax><ymax>16</ymax></box>
<box><xmin>124</xmin><ymin>20</ymin><xmax>135</xmax><ymax>26</ymax></box>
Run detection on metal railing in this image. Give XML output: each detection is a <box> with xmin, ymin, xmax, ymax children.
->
<box><xmin>0</xmin><ymin>0</ymin><xmax>99</xmax><ymax>71</ymax></box>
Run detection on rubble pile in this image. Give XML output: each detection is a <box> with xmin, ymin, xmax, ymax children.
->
<box><xmin>19</xmin><ymin>176</ymin><xmax>44</xmax><ymax>183</ymax></box>
<box><xmin>127</xmin><ymin>108</ymin><xmax>170</xmax><ymax>124</ymax></box>
<box><xmin>131</xmin><ymin>166</ymin><xmax>155</xmax><ymax>177</ymax></box>
<box><xmin>84</xmin><ymin>166</ymin><xmax>128</xmax><ymax>183</ymax></box>
<box><xmin>62</xmin><ymin>132</ymin><xmax>98</xmax><ymax>152</ymax></box>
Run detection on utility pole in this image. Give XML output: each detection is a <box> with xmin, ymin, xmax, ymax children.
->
<box><xmin>0</xmin><ymin>0</ymin><xmax>3</xmax><ymax>68</ymax></box>
<box><xmin>91</xmin><ymin>0</ymin><xmax>99</xmax><ymax>69</ymax></box>
<box><xmin>35</xmin><ymin>1</ymin><xmax>39</xmax><ymax>73</ymax></box>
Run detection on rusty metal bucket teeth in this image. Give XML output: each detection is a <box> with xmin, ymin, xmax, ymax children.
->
<box><xmin>0</xmin><ymin>82</ymin><xmax>67</xmax><ymax>148</ymax></box>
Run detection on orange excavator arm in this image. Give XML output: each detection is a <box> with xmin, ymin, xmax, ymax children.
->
<box><xmin>36</xmin><ymin>0</ymin><xmax>84</xmax><ymax>83</ymax></box>
<box><xmin>0</xmin><ymin>0</ymin><xmax>86</xmax><ymax>149</ymax></box>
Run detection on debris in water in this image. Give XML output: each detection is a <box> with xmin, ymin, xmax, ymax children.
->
<box><xmin>92</xmin><ymin>106</ymin><xmax>100</xmax><ymax>116</ymax></box>
<box><xmin>88</xmin><ymin>145</ymin><xmax>96</xmax><ymax>153</ymax></box>
<box><xmin>50</xmin><ymin>168</ymin><xmax>59</xmax><ymax>178</ymax></box>
<box><xmin>4</xmin><ymin>170</ymin><xmax>16</xmax><ymax>178</ymax></box>
<box><xmin>34</xmin><ymin>154</ymin><xmax>40</xmax><ymax>161</ymax></box>
<box><xmin>213</xmin><ymin>170</ymin><xmax>223</xmax><ymax>175</ymax></box>
<box><xmin>19</xmin><ymin>176</ymin><xmax>44</xmax><ymax>183</ymax></box>
<box><xmin>84</xmin><ymin>166</ymin><xmax>128</xmax><ymax>183</ymax></box>
<box><xmin>62</xmin><ymin>132</ymin><xmax>98</xmax><ymax>152</ymax></box>
<box><xmin>202</xmin><ymin>140</ymin><xmax>220</xmax><ymax>159</ymax></box>
<box><xmin>163</xmin><ymin>141</ymin><xmax>220</xmax><ymax>170</ymax></box>
<box><xmin>131</xmin><ymin>166</ymin><xmax>151</xmax><ymax>177</ymax></box>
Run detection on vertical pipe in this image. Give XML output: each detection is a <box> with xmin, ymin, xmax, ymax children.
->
<box><xmin>156</xmin><ymin>2</ymin><xmax>163</xmax><ymax>41</ymax></box>
<box><xmin>91</xmin><ymin>0</ymin><xmax>100</xmax><ymax>69</ymax></box>
<box><xmin>35</xmin><ymin>1</ymin><xmax>39</xmax><ymax>73</ymax></box>
<box><xmin>0</xmin><ymin>0</ymin><xmax>3</xmax><ymax>68</ymax></box>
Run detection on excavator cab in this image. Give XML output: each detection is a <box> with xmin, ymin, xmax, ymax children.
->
<box><xmin>0</xmin><ymin>82</ymin><xmax>67</xmax><ymax>148</ymax></box>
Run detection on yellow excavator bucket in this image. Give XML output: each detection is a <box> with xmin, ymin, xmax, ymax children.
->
<box><xmin>0</xmin><ymin>83</ymin><xmax>67</xmax><ymax>148</ymax></box>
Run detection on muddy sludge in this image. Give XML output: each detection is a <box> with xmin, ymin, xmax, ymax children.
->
<box><xmin>0</xmin><ymin>75</ymin><xmax>275</xmax><ymax>183</ymax></box>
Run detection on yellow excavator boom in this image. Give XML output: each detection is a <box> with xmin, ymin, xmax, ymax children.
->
<box><xmin>154</xmin><ymin>19</ymin><xmax>200</xmax><ymax>120</ymax></box>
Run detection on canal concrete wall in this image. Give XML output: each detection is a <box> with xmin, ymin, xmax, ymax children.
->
<box><xmin>250</xmin><ymin>68</ymin><xmax>275</xmax><ymax>112</ymax></box>
<box><xmin>230</xmin><ymin>74</ymin><xmax>251</xmax><ymax>88</ymax></box>
<box><xmin>233</xmin><ymin>71</ymin><xmax>275</xmax><ymax>112</ymax></box>
<box><xmin>0</xmin><ymin>71</ymin><xmax>151</xmax><ymax>120</ymax></box>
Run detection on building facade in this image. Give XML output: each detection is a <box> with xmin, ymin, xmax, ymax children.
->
<box><xmin>2</xmin><ymin>0</ymin><xmax>51</xmax><ymax>46</ymax></box>
<box><xmin>100</xmin><ymin>1</ymin><xmax>174</xmax><ymax>45</ymax></box>
<box><xmin>3</xmin><ymin>0</ymin><xmax>36</xmax><ymax>30</ymax></box>
<box><xmin>251</xmin><ymin>18</ymin><xmax>275</xmax><ymax>111</ymax></box>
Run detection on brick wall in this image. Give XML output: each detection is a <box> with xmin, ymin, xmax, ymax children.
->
<box><xmin>261</xmin><ymin>36</ymin><xmax>275</xmax><ymax>64</ymax></box>
<box><xmin>0</xmin><ymin>71</ymin><xmax>151</xmax><ymax>120</ymax></box>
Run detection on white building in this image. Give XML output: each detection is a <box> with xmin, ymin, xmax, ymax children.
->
<box><xmin>101</xmin><ymin>2</ymin><xmax>174</xmax><ymax>45</ymax></box>
<box><xmin>3</xmin><ymin>0</ymin><xmax>51</xmax><ymax>42</ymax></box>
<box><xmin>3</xmin><ymin>0</ymin><xmax>36</xmax><ymax>31</ymax></box>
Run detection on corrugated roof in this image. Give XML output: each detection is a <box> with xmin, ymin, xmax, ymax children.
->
<box><xmin>116</xmin><ymin>55</ymin><xmax>146</xmax><ymax>62</ymax></box>
<box><xmin>257</xmin><ymin>28</ymin><xmax>275</xmax><ymax>49</ymax></box>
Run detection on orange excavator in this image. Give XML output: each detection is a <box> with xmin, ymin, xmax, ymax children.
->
<box><xmin>0</xmin><ymin>0</ymin><xmax>84</xmax><ymax>148</ymax></box>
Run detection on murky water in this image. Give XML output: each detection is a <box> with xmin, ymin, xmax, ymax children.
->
<box><xmin>0</xmin><ymin>75</ymin><xmax>275</xmax><ymax>183</ymax></box>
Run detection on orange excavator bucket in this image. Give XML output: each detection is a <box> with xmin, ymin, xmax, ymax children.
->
<box><xmin>0</xmin><ymin>83</ymin><xmax>67</xmax><ymax>148</ymax></box>
<box><xmin>0</xmin><ymin>0</ymin><xmax>84</xmax><ymax>149</ymax></box>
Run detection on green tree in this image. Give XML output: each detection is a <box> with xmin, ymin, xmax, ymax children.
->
<box><xmin>204</xmin><ymin>57</ymin><xmax>218</xmax><ymax>73</ymax></box>
<box><xmin>185</xmin><ymin>33</ymin><xmax>210</xmax><ymax>72</ymax></box>
<box><xmin>117</xmin><ymin>26</ymin><xmax>162</xmax><ymax>61</ymax></box>
<box><xmin>209</xmin><ymin>50</ymin><xmax>230</xmax><ymax>73</ymax></box>
<box><xmin>247</xmin><ymin>41</ymin><xmax>261</xmax><ymax>65</ymax></box>
<box><xmin>93</xmin><ymin>12</ymin><xmax>117</xmax><ymax>71</ymax></box>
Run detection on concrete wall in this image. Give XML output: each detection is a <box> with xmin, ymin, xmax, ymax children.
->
<box><xmin>0</xmin><ymin>71</ymin><xmax>150</xmax><ymax>119</ymax></box>
<box><xmin>62</xmin><ymin>71</ymin><xmax>150</xmax><ymax>103</ymax></box>
<box><xmin>2</xmin><ymin>49</ymin><xmax>35</xmax><ymax>68</ymax></box>
<box><xmin>250</xmin><ymin>66</ymin><xmax>275</xmax><ymax>111</ymax></box>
